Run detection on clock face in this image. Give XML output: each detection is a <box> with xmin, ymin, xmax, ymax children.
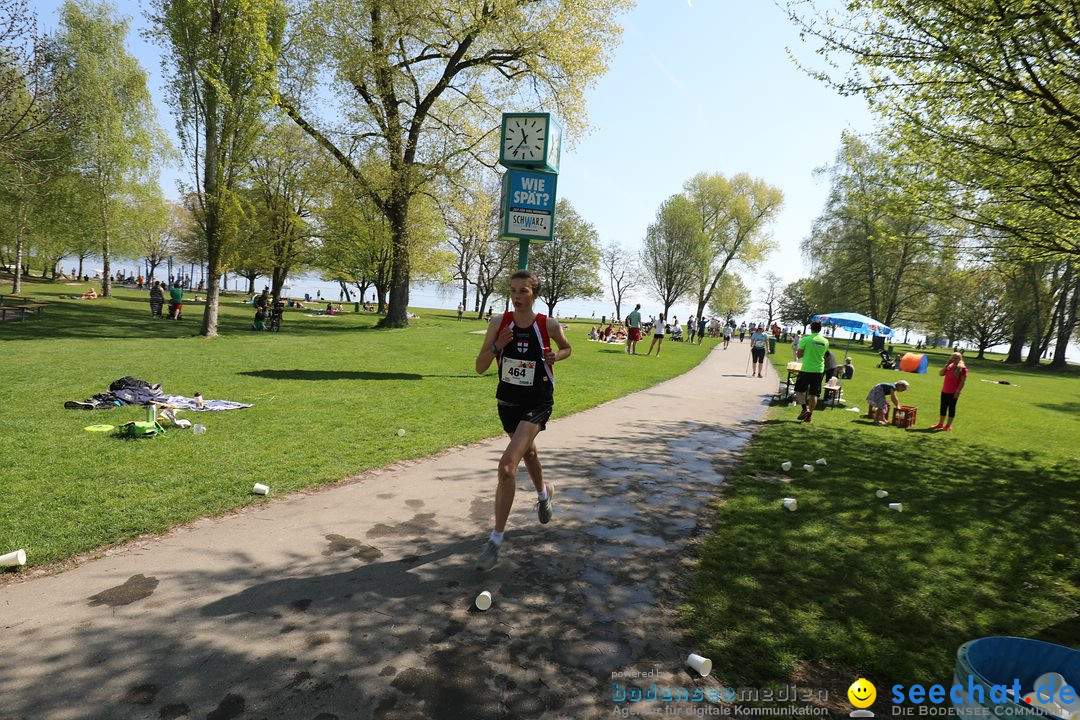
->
<box><xmin>503</xmin><ymin>117</ymin><xmax>546</xmax><ymax>163</ymax></box>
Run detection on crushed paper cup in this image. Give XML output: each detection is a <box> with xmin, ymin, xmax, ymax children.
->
<box><xmin>252</xmin><ymin>483</ymin><xmax>270</xmax><ymax>495</ymax></box>
<box><xmin>846</xmin><ymin>407</ymin><xmax>860</xmax><ymax>413</ymax></box>
<box><xmin>475</xmin><ymin>591</ymin><xmax>492</xmax><ymax>611</ymax></box>
<box><xmin>0</xmin><ymin>549</ymin><xmax>27</xmax><ymax>567</ymax></box>
<box><xmin>686</xmin><ymin>653</ymin><xmax>712</xmax><ymax>677</ymax></box>
<box><xmin>802</xmin><ymin>464</ymin><xmax>813</xmax><ymax>472</ymax></box>
<box><xmin>876</xmin><ymin>490</ymin><xmax>889</xmax><ymax>498</ymax></box>
<box><xmin>396</xmin><ymin>428</ymin><xmax>406</xmax><ymax>437</ymax></box>
<box><xmin>816</xmin><ymin>458</ymin><xmax>827</xmax><ymax>465</ymax></box>
<box><xmin>781</xmin><ymin>461</ymin><xmax>792</xmax><ymax>471</ymax></box>
<box><xmin>782</xmin><ymin>498</ymin><xmax>797</xmax><ymax>511</ymax></box>
<box><xmin>889</xmin><ymin>503</ymin><xmax>903</xmax><ymax>512</ymax></box>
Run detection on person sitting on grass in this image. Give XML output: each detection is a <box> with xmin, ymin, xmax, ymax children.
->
<box><xmin>866</xmin><ymin>380</ymin><xmax>909</xmax><ymax>426</ymax></box>
<box><xmin>842</xmin><ymin>356</ymin><xmax>855</xmax><ymax>380</ymax></box>
<box><xmin>588</xmin><ymin>326</ymin><xmax>599</xmax><ymax>341</ymax></box>
<box><xmin>82</xmin><ymin>287</ymin><xmax>98</xmax><ymax>300</ymax></box>
<box><xmin>252</xmin><ymin>306</ymin><xmax>266</xmax><ymax>331</ymax></box>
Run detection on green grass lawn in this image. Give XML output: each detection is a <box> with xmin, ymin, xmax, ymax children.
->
<box><xmin>1</xmin><ymin>279</ymin><xmax>715</xmax><ymax>567</ymax></box>
<box><xmin>683</xmin><ymin>341</ymin><xmax>1080</xmax><ymax>694</ymax></box>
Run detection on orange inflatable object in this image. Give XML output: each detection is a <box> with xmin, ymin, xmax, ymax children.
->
<box><xmin>899</xmin><ymin>352</ymin><xmax>929</xmax><ymax>373</ymax></box>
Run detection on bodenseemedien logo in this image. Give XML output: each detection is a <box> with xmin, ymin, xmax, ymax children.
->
<box><xmin>847</xmin><ymin>678</ymin><xmax>877</xmax><ymax>717</ymax></box>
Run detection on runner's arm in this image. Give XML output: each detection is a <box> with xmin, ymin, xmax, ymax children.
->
<box><xmin>545</xmin><ymin>316</ymin><xmax>572</xmax><ymax>364</ymax></box>
<box><xmin>476</xmin><ymin>317</ymin><xmax>512</xmax><ymax>375</ymax></box>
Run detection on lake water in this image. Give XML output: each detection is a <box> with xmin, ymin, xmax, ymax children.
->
<box><xmin>60</xmin><ymin>259</ymin><xmax>1080</xmax><ymax>362</ymax></box>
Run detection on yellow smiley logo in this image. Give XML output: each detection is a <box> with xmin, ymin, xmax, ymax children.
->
<box><xmin>848</xmin><ymin>678</ymin><xmax>876</xmax><ymax>709</ymax></box>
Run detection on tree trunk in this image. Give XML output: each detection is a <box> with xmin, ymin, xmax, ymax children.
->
<box><xmin>100</xmin><ymin>184</ymin><xmax>112</xmax><ymax>298</ymax></box>
<box><xmin>1050</xmin><ymin>272</ymin><xmax>1079</xmax><ymax>369</ymax></box>
<box><xmin>11</xmin><ymin>189</ymin><xmax>26</xmax><ymax>295</ymax></box>
<box><xmin>353</xmin><ymin>282</ymin><xmax>370</xmax><ymax>306</ymax></box>
<box><xmin>477</xmin><ymin>290</ymin><xmax>492</xmax><ymax>319</ymax></box>
<box><xmin>376</xmin><ymin>285</ymin><xmax>387</xmax><ymax>314</ymax></box>
<box><xmin>461</xmin><ymin>278</ymin><xmax>469</xmax><ymax>311</ymax></box>
<box><xmin>379</xmin><ymin>194</ymin><xmax>411</xmax><ymax>327</ymax></box>
<box><xmin>200</xmin><ymin>72</ymin><xmax>222</xmax><ymax>338</ymax></box>
<box><xmin>473</xmin><ymin>282</ymin><xmax>481</xmax><ymax>312</ymax></box>
<box><xmin>271</xmin><ymin>266</ymin><xmax>288</xmax><ymax>306</ymax></box>
<box><xmin>78</xmin><ymin>256</ymin><xmax>85</xmax><ymax>280</ymax></box>
<box><xmin>1006</xmin><ymin>312</ymin><xmax>1028</xmax><ymax>364</ymax></box>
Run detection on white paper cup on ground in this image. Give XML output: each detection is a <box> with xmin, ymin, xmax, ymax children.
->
<box><xmin>781</xmin><ymin>461</ymin><xmax>792</xmax><ymax>471</ymax></box>
<box><xmin>889</xmin><ymin>502</ymin><xmax>903</xmax><ymax>512</ymax></box>
<box><xmin>252</xmin><ymin>483</ymin><xmax>270</xmax><ymax>495</ymax></box>
<box><xmin>782</xmin><ymin>498</ymin><xmax>797</xmax><ymax>511</ymax></box>
<box><xmin>876</xmin><ymin>490</ymin><xmax>889</xmax><ymax>498</ymax></box>
<box><xmin>0</xmin><ymin>549</ymin><xmax>26</xmax><ymax>567</ymax></box>
<box><xmin>803</xmin><ymin>464</ymin><xmax>813</xmax><ymax>472</ymax></box>
<box><xmin>475</xmin><ymin>590</ymin><xmax>492</xmax><ymax>611</ymax></box>
<box><xmin>816</xmin><ymin>458</ymin><xmax>827</xmax><ymax>465</ymax></box>
<box><xmin>686</xmin><ymin>653</ymin><xmax>712</xmax><ymax>677</ymax></box>
<box><xmin>192</xmin><ymin>423</ymin><xmax>206</xmax><ymax>434</ymax></box>
<box><xmin>396</xmin><ymin>428</ymin><xmax>406</xmax><ymax>437</ymax></box>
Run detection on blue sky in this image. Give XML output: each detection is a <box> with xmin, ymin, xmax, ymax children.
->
<box><xmin>32</xmin><ymin>0</ymin><xmax>877</xmax><ymax>319</ymax></box>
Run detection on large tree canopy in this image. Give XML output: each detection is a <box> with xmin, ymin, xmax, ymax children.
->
<box><xmin>58</xmin><ymin>0</ymin><xmax>164</xmax><ymax>297</ymax></box>
<box><xmin>785</xmin><ymin>0</ymin><xmax>1080</xmax><ymax>258</ymax></box>
<box><xmin>151</xmin><ymin>0</ymin><xmax>286</xmax><ymax>336</ymax></box>
<box><xmin>279</xmin><ymin>0</ymin><xmax>630</xmax><ymax>327</ymax></box>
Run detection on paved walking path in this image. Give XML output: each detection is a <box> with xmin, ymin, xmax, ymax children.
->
<box><xmin>0</xmin><ymin>342</ymin><xmax>776</xmax><ymax>720</ymax></box>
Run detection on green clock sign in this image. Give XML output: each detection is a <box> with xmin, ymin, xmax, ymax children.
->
<box><xmin>499</xmin><ymin>113</ymin><xmax>561</xmax><ymax>174</ymax></box>
<box><xmin>498</xmin><ymin>112</ymin><xmax>563</xmax><ymax>269</ymax></box>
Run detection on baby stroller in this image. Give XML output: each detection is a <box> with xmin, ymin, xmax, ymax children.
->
<box><xmin>878</xmin><ymin>351</ymin><xmax>895</xmax><ymax>370</ymax></box>
<box><xmin>268</xmin><ymin>302</ymin><xmax>284</xmax><ymax>332</ymax></box>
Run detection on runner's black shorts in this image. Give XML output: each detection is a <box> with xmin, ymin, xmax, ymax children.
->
<box><xmin>498</xmin><ymin>403</ymin><xmax>553</xmax><ymax>434</ymax></box>
<box><xmin>751</xmin><ymin>347</ymin><xmax>766</xmax><ymax>362</ymax></box>
<box><xmin>794</xmin><ymin>370</ymin><xmax>824</xmax><ymax>396</ymax></box>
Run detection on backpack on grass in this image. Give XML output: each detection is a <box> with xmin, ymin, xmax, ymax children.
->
<box><xmin>116</xmin><ymin>420</ymin><xmax>165</xmax><ymax>438</ymax></box>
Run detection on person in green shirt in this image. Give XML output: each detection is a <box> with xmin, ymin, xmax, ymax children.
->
<box><xmin>625</xmin><ymin>304</ymin><xmax>642</xmax><ymax>355</ymax></box>
<box><xmin>794</xmin><ymin>320</ymin><xmax>829</xmax><ymax>422</ymax></box>
<box><xmin>168</xmin><ymin>284</ymin><xmax>183</xmax><ymax>320</ymax></box>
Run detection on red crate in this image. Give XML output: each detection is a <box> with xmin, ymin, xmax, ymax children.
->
<box><xmin>892</xmin><ymin>405</ymin><xmax>918</xmax><ymax>428</ymax></box>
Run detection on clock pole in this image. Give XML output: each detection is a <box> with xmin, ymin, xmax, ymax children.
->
<box><xmin>517</xmin><ymin>239</ymin><xmax>530</xmax><ymax>270</ymax></box>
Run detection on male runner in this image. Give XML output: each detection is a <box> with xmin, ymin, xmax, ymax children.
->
<box><xmin>795</xmin><ymin>320</ymin><xmax>829</xmax><ymax>423</ymax></box>
<box><xmin>474</xmin><ymin>270</ymin><xmax>572</xmax><ymax>571</ymax></box>
<box><xmin>626</xmin><ymin>304</ymin><xmax>642</xmax><ymax>354</ymax></box>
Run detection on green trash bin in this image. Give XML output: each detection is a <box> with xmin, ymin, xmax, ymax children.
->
<box><xmin>768</xmin><ymin>337</ymin><xmax>777</xmax><ymax>354</ymax></box>
<box><xmin>354</xmin><ymin>301</ymin><xmax>360</xmax><ymax>313</ymax></box>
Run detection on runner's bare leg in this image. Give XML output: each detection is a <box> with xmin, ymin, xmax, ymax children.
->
<box><xmin>494</xmin><ymin>421</ymin><xmax>543</xmax><ymax>532</ymax></box>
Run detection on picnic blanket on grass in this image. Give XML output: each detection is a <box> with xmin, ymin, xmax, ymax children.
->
<box><xmin>64</xmin><ymin>377</ymin><xmax>253</xmax><ymax>412</ymax></box>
